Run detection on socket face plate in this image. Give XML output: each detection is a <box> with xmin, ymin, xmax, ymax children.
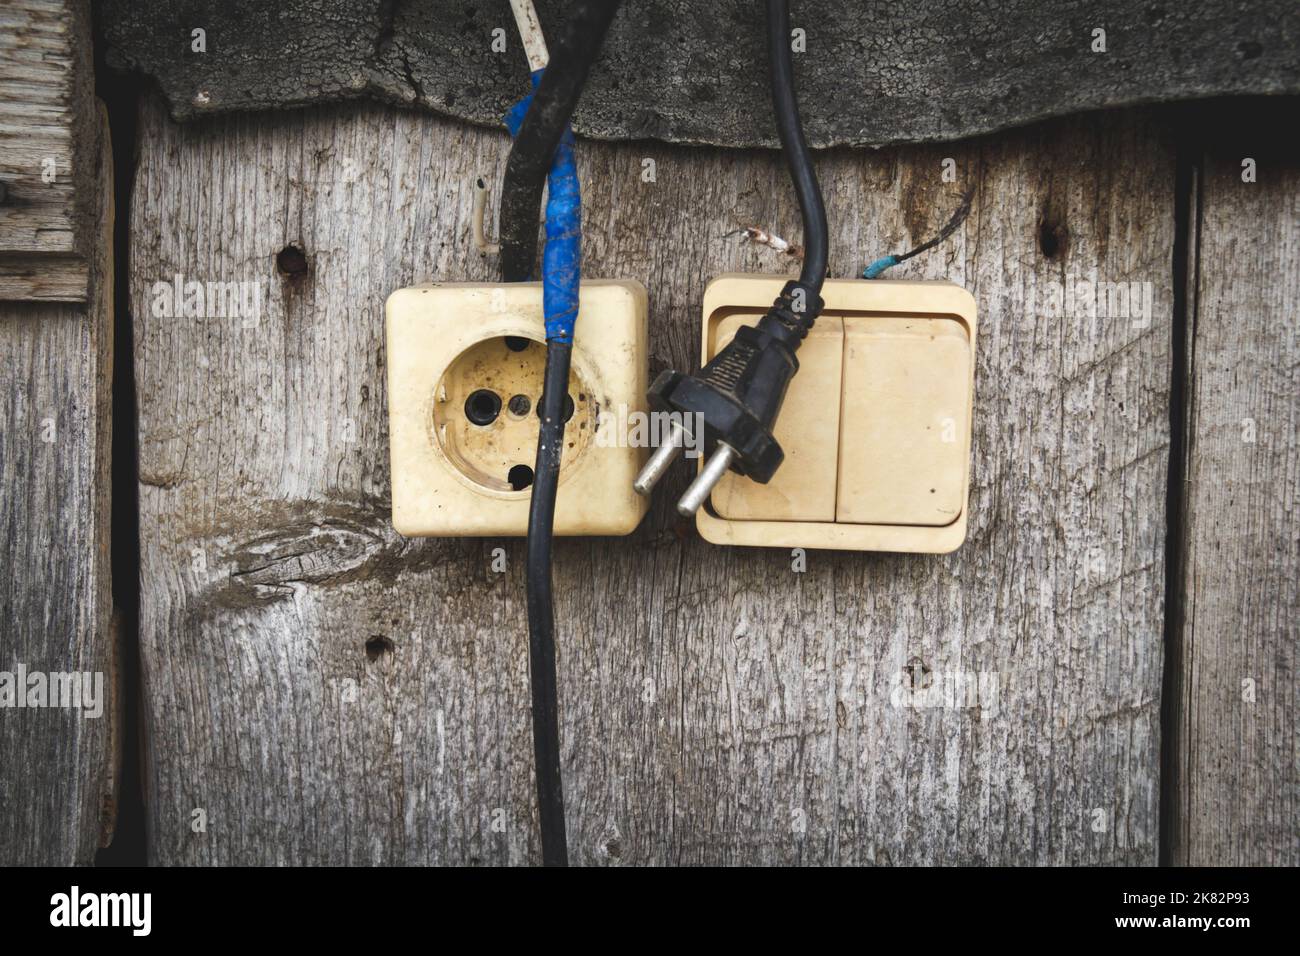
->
<box><xmin>696</xmin><ymin>275</ymin><xmax>977</xmax><ymax>554</ymax></box>
<box><xmin>386</xmin><ymin>280</ymin><xmax>649</xmax><ymax>537</ymax></box>
<box><xmin>432</xmin><ymin>335</ymin><xmax>598</xmax><ymax>493</ymax></box>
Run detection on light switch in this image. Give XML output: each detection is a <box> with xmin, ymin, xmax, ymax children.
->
<box><xmin>694</xmin><ymin>275</ymin><xmax>976</xmax><ymax>554</ymax></box>
<box><xmin>837</xmin><ymin>316</ymin><xmax>970</xmax><ymax>526</ymax></box>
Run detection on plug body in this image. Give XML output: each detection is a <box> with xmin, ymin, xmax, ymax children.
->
<box><xmin>638</xmin><ymin>280</ymin><xmax>823</xmax><ymax>512</ymax></box>
<box><xmin>648</xmin><ymin>320</ymin><xmax>795</xmax><ymax>482</ymax></box>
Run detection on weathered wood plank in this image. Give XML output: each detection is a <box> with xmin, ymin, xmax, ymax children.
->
<box><xmin>0</xmin><ymin>0</ymin><xmax>95</xmax><ymax>301</ymax></box>
<box><xmin>0</xmin><ymin>108</ymin><xmax>114</xmax><ymax>865</ymax></box>
<box><xmin>1171</xmin><ymin>155</ymin><xmax>1299</xmax><ymax>866</ymax></box>
<box><xmin>0</xmin><ymin>253</ymin><xmax>94</xmax><ymax>302</ymax></box>
<box><xmin>131</xmin><ymin>95</ymin><xmax>1171</xmax><ymax>864</ymax></box>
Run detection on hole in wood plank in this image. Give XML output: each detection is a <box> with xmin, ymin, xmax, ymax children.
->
<box><xmin>365</xmin><ymin>635</ymin><xmax>394</xmax><ymax>662</ymax></box>
<box><xmin>276</xmin><ymin>243</ymin><xmax>310</xmax><ymax>278</ymax></box>
<box><xmin>1037</xmin><ymin>216</ymin><xmax>1068</xmax><ymax>260</ymax></box>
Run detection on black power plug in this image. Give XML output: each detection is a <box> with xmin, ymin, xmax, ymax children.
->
<box><xmin>634</xmin><ymin>0</ymin><xmax>829</xmax><ymax>517</ymax></box>
<box><xmin>634</xmin><ymin>280</ymin><xmax>824</xmax><ymax>515</ymax></box>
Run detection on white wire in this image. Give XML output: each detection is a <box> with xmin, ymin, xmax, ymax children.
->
<box><xmin>508</xmin><ymin>0</ymin><xmax>550</xmax><ymax>71</ymax></box>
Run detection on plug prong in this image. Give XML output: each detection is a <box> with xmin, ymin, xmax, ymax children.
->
<box><xmin>633</xmin><ymin>418</ymin><xmax>686</xmax><ymax>496</ymax></box>
<box><xmin>676</xmin><ymin>443</ymin><xmax>735</xmax><ymax>517</ymax></box>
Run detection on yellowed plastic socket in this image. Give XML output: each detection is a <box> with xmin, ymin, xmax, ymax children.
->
<box><xmin>696</xmin><ymin>274</ymin><xmax>977</xmax><ymax>554</ymax></box>
<box><xmin>386</xmin><ymin>280</ymin><xmax>649</xmax><ymax>537</ymax></box>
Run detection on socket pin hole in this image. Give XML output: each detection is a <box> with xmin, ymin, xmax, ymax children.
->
<box><xmin>505</xmin><ymin>336</ymin><xmax>531</xmax><ymax>352</ymax></box>
<box><xmin>508</xmin><ymin>464</ymin><xmax>534</xmax><ymax>490</ymax></box>
<box><xmin>536</xmin><ymin>393</ymin><xmax>576</xmax><ymax>422</ymax></box>
<box><xmin>465</xmin><ymin>389</ymin><xmax>502</xmax><ymax>426</ymax></box>
<box><xmin>507</xmin><ymin>394</ymin><xmax>531</xmax><ymax>417</ymax></box>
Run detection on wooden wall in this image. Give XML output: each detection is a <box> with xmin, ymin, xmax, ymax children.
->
<box><xmin>0</xmin><ymin>0</ymin><xmax>96</xmax><ymax>300</ymax></box>
<box><xmin>0</xmin><ymin>230</ymin><xmax>115</xmax><ymax>864</ymax></box>
<box><xmin>1</xmin><ymin>17</ymin><xmax>1294</xmax><ymax>860</ymax></box>
<box><xmin>126</xmin><ymin>97</ymin><xmax>1182</xmax><ymax>864</ymax></box>
<box><xmin>0</xmin><ymin>0</ymin><xmax>116</xmax><ymax>867</ymax></box>
<box><xmin>1167</xmin><ymin>153</ymin><xmax>1298</xmax><ymax>866</ymax></box>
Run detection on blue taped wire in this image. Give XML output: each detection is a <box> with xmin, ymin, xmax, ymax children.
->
<box><xmin>540</xmin><ymin>131</ymin><xmax>580</xmax><ymax>343</ymax></box>
<box><xmin>504</xmin><ymin>71</ymin><xmax>582</xmax><ymax>344</ymax></box>
<box><xmin>863</xmin><ymin>255</ymin><xmax>899</xmax><ymax>279</ymax></box>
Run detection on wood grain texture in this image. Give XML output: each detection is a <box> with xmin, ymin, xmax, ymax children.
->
<box><xmin>1171</xmin><ymin>156</ymin><xmax>1299</xmax><ymax>866</ymax></box>
<box><xmin>98</xmin><ymin>0</ymin><xmax>1300</xmax><ymax>147</ymax></box>
<box><xmin>0</xmin><ymin>0</ymin><xmax>95</xmax><ymax>300</ymax></box>
<box><xmin>0</xmin><ymin>108</ymin><xmax>114</xmax><ymax>865</ymax></box>
<box><xmin>131</xmin><ymin>94</ymin><xmax>1172</xmax><ymax>864</ymax></box>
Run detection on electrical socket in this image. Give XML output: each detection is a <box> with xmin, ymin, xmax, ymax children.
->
<box><xmin>386</xmin><ymin>280</ymin><xmax>649</xmax><ymax>537</ymax></box>
<box><xmin>694</xmin><ymin>274</ymin><xmax>977</xmax><ymax>553</ymax></box>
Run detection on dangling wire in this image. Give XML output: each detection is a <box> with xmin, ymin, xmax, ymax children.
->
<box><xmin>723</xmin><ymin>225</ymin><xmax>804</xmax><ymax>260</ymax></box>
<box><xmin>863</xmin><ymin>185</ymin><xmax>975</xmax><ymax>278</ymax></box>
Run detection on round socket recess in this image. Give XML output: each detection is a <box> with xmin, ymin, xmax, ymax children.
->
<box><xmin>432</xmin><ymin>335</ymin><xmax>596</xmax><ymax>494</ymax></box>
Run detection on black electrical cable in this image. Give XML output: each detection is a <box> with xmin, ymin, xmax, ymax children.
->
<box><xmin>635</xmin><ymin>0</ymin><xmax>830</xmax><ymax>507</ymax></box>
<box><xmin>766</xmin><ymin>0</ymin><xmax>828</xmax><ymax>292</ymax></box>
<box><xmin>526</xmin><ymin>341</ymin><xmax>571</xmax><ymax>867</ymax></box>
<box><xmin>498</xmin><ymin>0</ymin><xmax>621</xmax><ymax>283</ymax></box>
<box><xmin>501</xmin><ymin>0</ymin><xmax>623</xmax><ymax>868</ymax></box>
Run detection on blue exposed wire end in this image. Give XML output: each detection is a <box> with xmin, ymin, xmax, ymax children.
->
<box><xmin>863</xmin><ymin>255</ymin><xmax>899</xmax><ymax>279</ymax></box>
<box><xmin>863</xmin><ymin>186</ymin><xmax>976</xmax><ymax>280</ymax></box>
